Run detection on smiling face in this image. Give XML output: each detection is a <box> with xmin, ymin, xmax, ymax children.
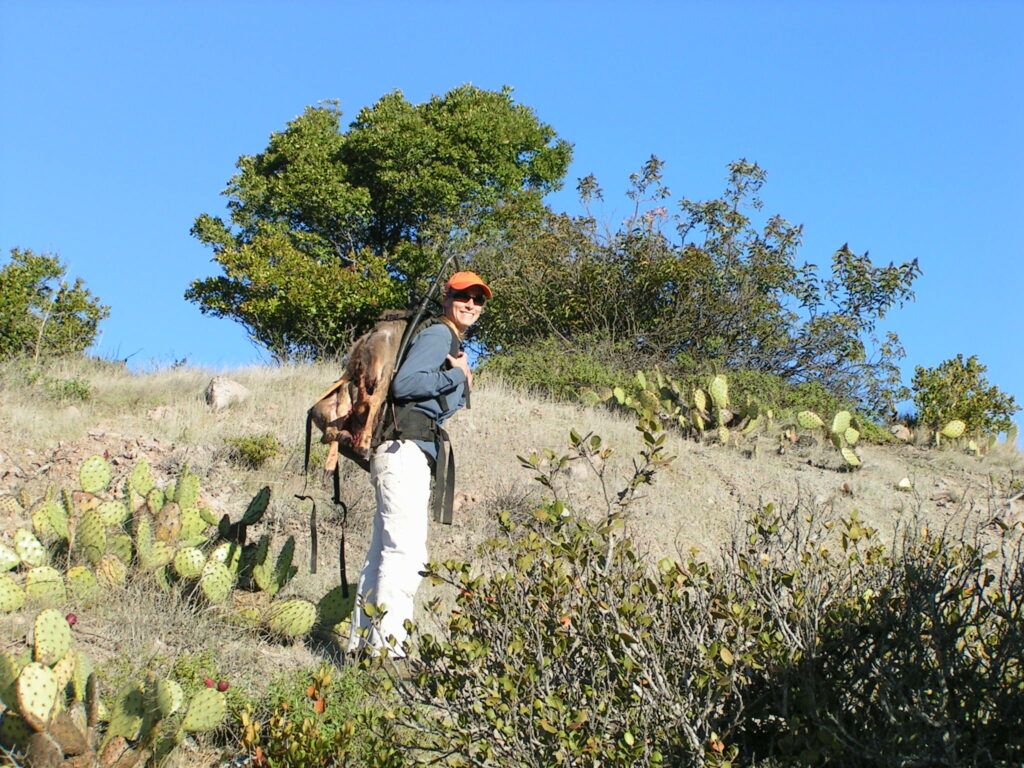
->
<box><xmin>443</xmin><ymin>287</ymin><xmax>486</xmax><ymax>334</ymax></box>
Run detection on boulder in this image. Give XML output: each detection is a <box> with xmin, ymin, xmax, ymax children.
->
<box><xmin>204</xmin><ymin>377</ymin><xmax>250</xmax><ymax>411</ymax></box>
<box><xmin>890</xmin><ymin>424</ymin><xmax>912</xmax><ymax>442</ymax></box>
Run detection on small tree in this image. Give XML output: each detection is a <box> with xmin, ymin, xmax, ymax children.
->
<box><xmin>0</xmin><ymin>248</ymin><xmax>110</xmax><ymax>361</ymax></box>
<box><xmin>912</xmin><ymin>354</ymin><xmax>1019</xmax><ymax>435</ymax></box>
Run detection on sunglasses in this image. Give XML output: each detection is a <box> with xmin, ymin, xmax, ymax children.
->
<box><xmin>450</xmin><ymin>291</ymin><xmax>487</xmax><ymax>306</ymax></box>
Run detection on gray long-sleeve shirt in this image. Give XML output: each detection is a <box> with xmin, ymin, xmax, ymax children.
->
<box><xmin>390</xmin><ymin>321</ymin><xmax>465</xmax><ymax>460</ymax></box>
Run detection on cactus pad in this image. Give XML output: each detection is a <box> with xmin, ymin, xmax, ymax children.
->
<box><xmin>14</xmin><ymin>529</ymin><xmax>47</xmax><ymax>568</ymax></box>
<box><xmin>0</xmin><ymin>543</ymin><xmax>19</xmax><ymax>572</ymax></box>
<box><xmin>180</xmin><ymin>687</ymin><xmax>227</xmax><ymax>733</ymax></box>
<box><xmin>941</xmin><ymin>419</ymin><xmax>966</xmax><ymax>439</ymax></box>
<box><xmin>175</xmin><ymin>471</ymin><xmax>200</xmax><ymax>510</ymax></box>
<box><xmin>146</xmin><ymin>488</ymin><xmax>165</xmax><ymax>515</ymax></box>
<box><xmin>197</xmin><ymin>502</ymin><xmax>220</xmax><ymax>526</ymax></box>
<box><xmin>106</xmin><ymin>684</ymin><xmax>145</xmax><ymax>741</ymax></box>
<box><xmin>50</xmin><ymin>651</ymin><xmax>76</xmax><ymax>700</ymax></box>
<box><xmin>830</xmin><ymin>411</ymin><xmax>852</xmax><ymax>434</ymax></box>
<box><xmin>210</xmin><ymin>541</ymin><xmax>243</xmax><ymax>573</ymax></box>
<box><xmin>845</xmin><ymin>427</ymin><xmax>860</xmax><ymax>446</ymax></box>
<box><xmin>139</xmin><ymin>541</ymin><xmax>175</xmax><ymax>572</ymax></box>
<box><xmin>108</xmin><ymin>533</ymin><xmax>133</xmax><ymax>565</ymax></box>
<box><xmin>265</xmin><ymin>598</ymin><xmax>316</xmax><ymax>639</ymax></box>
<box><xmin>0</xmin><ymin>574</ymin><xmax>25</xmax><ymax>614</ymax></box>
<box><xmin>173</xmin><ymin>548</ymin><xmax>207</xmax><ymax>580</ymax></box>
<box><xmin>16</xmin><ymin>662</ymin><xmax>60</xmax><ymax>731</ymax></box>
<box><xmin>841</xmin><ymin>447</ymin><xmax>862</xmax><ymax>467</ymax></box>
<box><xmin>33</xmin><ymin>609</ymin><xmax>73</xmax><ymax>667</ymax></box>
<box><xmin>78</xmin><ymin>456</ymin><xmax>112</xmax><ymax>494</ymax></box>
<box><xmin>317</xmin><ymin>584</ymin><xmax>356</xmax><ymax>629</ymax></box>
<box><xmin>0</xmin><ymin>650</ymin><xmax>21</xmax><ymax>708</ymax></box>
<box><xmin>797</xmin><ymin>410</ymin><xmax>824</xmax><ymax>430</ymax></box>
<box><xmin>199</xmin><ymin>561</ymin><xmax>233</xmax><ymax>604</ymax></box>
<box><xmin>179</xmin><ymin>506</ymin><xmax>208</xmax><ymax>545</ymax></box>
<box><xmin>97</xmin><ymin>499</ymin><xmax>129</xmax><ymax>526</ymax></box>
<box><xmin>31</xmin><ymin>500</ymin><xmax>69</xmax><ymax>543</ymax></box>
<box><xmin>709</xmin><ymin>375</ymin><xmax>729</xmax><ymax>410</ymax></box>
<box><xmin>0</xmin><ymin>494</ymin><xmax>23</xmax><ymax>518</ymax></box>
<box><xmin>153</xmin><ymin>502</ymin><xmax>182</xmax><ymax>543</ymax></box>
<box><xmin>95</xmin><ymin>555</ymin><xmax>128</xmax><ymax>589</ymax></box>
<box><xmin>75</xmin><ymin>510</ymin><xmax>108</xmax><ymax>566</ymax></box>
<box><xmin>0</xmin><ymin>711</ymin><xmax>33</xmax><ymax>751</ymax></box>
<box><xmin>129</xmin><ymin>458</ymin><xmax>155</xmax><ymax>497</ymax></box>
<box><xmin>24</xmin><ymin>567</ymin><xmax>66</xmax><ymax>608</ymax></box>
<box><xmin>156</xmin><ymin>678</ymin><xmax>184</xmax><ymax>718</ymax></box>
<box><xmin>242</xmin><ymin>486</ymin><xmax>271</xmax><ymax>526</ymax></box>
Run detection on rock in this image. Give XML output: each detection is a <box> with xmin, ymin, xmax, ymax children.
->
<box><xmin>890</xmin><ymin>424</ymin><xmax>912</xmax><ymax>442</ymax></box>
<box><xmin>897</xmin><ymin>477</ymin><xmax>913</xmax><ymax>492</ymax></box>
<box><xmin>204</xmin><ymin>377</ymin><xmax>251</xmax><ymax>411</ymax></box>
<box><xmin>62</xmin><ymin>405</ymin><xmax>81</xmax><ymax>418</ymax></box>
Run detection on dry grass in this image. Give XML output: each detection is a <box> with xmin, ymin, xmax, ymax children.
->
<box><xmin>2</xmin><ymin>357</ymin><xmax>1022</xmax><ymax>708</ymax></box>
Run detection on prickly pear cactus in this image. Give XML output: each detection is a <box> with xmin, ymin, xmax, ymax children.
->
<box><xmin>15</xmin><ymin>662</ymin><xmax>60</xmax><ymax>731</ymax></box>
<box><xmin>264</xmin><ymin>597</ymin><xmax>317</xmax><ymax>639</ymax></box>
<box><xmin>199</xmin><ymin>560</ymin><xmax>234</xmax><ymax>604</ymax></box>
<box><xmin>709</xmin><ymin>375</ymin><xmax>729</xmax><ymax>410</ymax></box>
<box><xmin>0</xmin><ymin>574</ymin><xmax>25</xmax><ymax>613</ymax></box>
<box><xmin>179</xmin><ymin>687</ymin><xmax>227</xmax><ymax>733</ymax></box>
<box><xmin>14</xmin><ymin>529</ymin><xmax>47</xmax><ymax>568</ymax></box>
<box><xmin>31</xmin><ymin>499</ymin><xmax>69</xmax><ymax>544</ymax></box>
<box><xmin>797</xmin><ymin>410</ymin><xmax>824</xmax><ymax>430</ymax></box>
<box><xmin>317</xmin><ymin>584</ymin><xmax>356</xmax><ymax>632</ymax></box>
<box><xmin>172</xmin><ymin>547</ymin><xmax>207</xmax><ymax>580</ymax></box>
<box><xmin>97</xmin><ymin>499</ymin><xmax>129</xmax><ymax>527</ymax></box>
<box><xmin>0</xmin><ymin>543</ymin><xmax>19</xmax><ymax>572</ymax></box>
<box><xmin>32</xmin><ymin>609</ymin><xmax>72</xmax><ymax>667</ymax></box>
<box><xmin>95</xmin><ymin>554</ymin><xmax>128</xmax><ymax>589</ymax></box>
<box><xmin>79</xmin><ymin>455</ymin><xmax>113</xmax><ymax>494</ymax></box>
<box><xmin>941</xmin><ymin>419</ymin><xmax>966</xmax><ymax>439</ymax></box>
<box><xmin>24</xmin><ymin>566</ymin><xmax>66</xmax><ymax>607</ymax></box>
<box><xmin>156</xmin><ymin>678</ymin><xmax>184</xmax><ymax>718</ymax></box>
<box><xmin>75</xmin><ymin>510</ymin><xmax>108</xmax><ymax>566</ymax></box>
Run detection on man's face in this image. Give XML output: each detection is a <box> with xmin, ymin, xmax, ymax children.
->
<box><xmin>444</xmin><ymin>287</ymin><xmax>486</xmax><ymax>333</ymax></box>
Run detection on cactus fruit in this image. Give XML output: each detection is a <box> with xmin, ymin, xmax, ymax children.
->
<box><xmin>941</xmin><ymin>419</ymin><xmax>966</xmax><ymax>439</ymax></box>
<box><xmin>797</xmin><ymin>410</ymin><xmax>824</xmax><ymax>430</ymax></box>
<box><xmin>95</xmin><ymin>555</ymin><xmax>128</xmax><ymax>589</ymax></box>
<box><xmin>199</xmin><ymin>561</ymin><xmax>233</xmax><ymax>604</ymax></box>
<box><xmin>0</xmin><ymin>574</ymin><xmax>25</xmax><ymax>613</ymax></box>
<box><xmin>97</xmin><ymin>499</ymin><xmax>129</xmax><ymax>527</ymax></box>
<box><xmin>78</xmin><ymin>456</ymin><xmax>113</xmax><ymax>494</ymax></box>
<box><xmin>75</xmin><ymin>510</ymin><xmax>108</xmax><ymax>566</ymax></box>
<box><xmin>180</xmin><ymin>687</ymin><xmax>227</xmax><ymax>733</ymax></box>
<box><xmin>264</xmin><ymin>598</ymin><xmax>316</xmax><ymax>639</ymax></box>
<box><xmin>16</xmin><ymin>662</ymin><xmax>60</xmax><ymax>731</ymax></box>
<box><xmin>173</xmin><ymin>547</ymin><xmax>206</xmax><ymax>580</ymax></box>
<box><xmin>14</xmin><ymin>529</ymin><xmax>47</xmax><ymax>568</ymax></box>
<box><xmin>156</xmin><ymin>678</ymin><xmax>184</xmax><ymax>718</ymax></box>
<box><xmin>24</xmin><ymin>566</ymin><xmax>66</xmax><ymax>607</ymax></box>
<box><xmin>32</xmin><ymin>609</ymin><xmax>72</xmax><ymax>667</ymax></box>
<box><xmin>0</xmin><ymin>543</ymin><xmax>19</xmax><ymax>572</ymax></box>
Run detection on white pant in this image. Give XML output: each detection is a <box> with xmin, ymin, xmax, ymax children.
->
<box><xmin>347</xmin><ymin>440</ymin><xmax>431</xmax><ymax>656</ymax></box>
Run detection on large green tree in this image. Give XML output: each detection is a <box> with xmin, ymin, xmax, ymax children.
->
<box><xmin>0</xmin><ymin>248</ymin><xmax>110</xmax><ymax>361</ymax></box>
<box><xmin>473</xmin><ymin>158</ymin><xmax>920</xmax><ymax>416</ymax></box>
<box><xmin>187</xmin><ymin>85</ymin><xmax>571</xmax><ymax>359</ymax></box>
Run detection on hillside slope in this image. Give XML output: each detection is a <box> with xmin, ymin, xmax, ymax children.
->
<box><xmin>1</xmin><ymin>359</ymin><xmax>1021</xmax><ymax>694</ymax></box>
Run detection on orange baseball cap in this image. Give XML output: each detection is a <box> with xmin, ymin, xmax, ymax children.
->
<box><xmin>446</xmin><ymin>270</ymin><xmax>492</xmax><ymax>299</ymax></box>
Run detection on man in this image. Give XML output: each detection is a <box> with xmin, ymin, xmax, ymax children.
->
<box><xmin>348</xmin><ymin>271</ymin><xmax>491</xmax><ymax>657</ymax></box>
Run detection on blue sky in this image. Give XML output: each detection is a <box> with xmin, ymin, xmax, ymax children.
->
<box><xmin>2</xmin><ymin>1</ymin><xmax>1021</xmax><ymax>426</ymax></box>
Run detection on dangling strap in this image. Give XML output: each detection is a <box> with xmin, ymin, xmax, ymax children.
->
<box><xmin>432</xmin><ymin>427</ymin><xmax>456</xmax><ymax>526</ymax></box>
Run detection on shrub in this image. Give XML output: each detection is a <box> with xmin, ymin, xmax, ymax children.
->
<box><xmin>44</xmin><ymin>375</ymin><xmax>92</xmax><ymax>402</ymax></box>
<box><xmin>0</xmin><ymin>247</ymin><xmax>110</xmax><ymax>361</ymax></box>
<box><xmin>226</xmin><ymin>432</ymin><xmax>281</xmax><ymax>469</ymax></box>
<box><xmin>364</xmin><ymin>417</ymin><xmax>1024</xmax><ymax>766</ymax></box>
<box><xmin>478</xmin><ymin>335</ymin><xmax>636</xmax><ymax>400</ymax></box>
<box><xmin>912</xmin><ymin>353</ymin><xmax>1019</xmax><ymax>435</ymax></box>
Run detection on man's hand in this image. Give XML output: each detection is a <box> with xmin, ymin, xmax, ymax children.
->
<box><xmin>447</xmin><ymin>352</ymin><xmax>473</xmax><ymax>388</ymax></box>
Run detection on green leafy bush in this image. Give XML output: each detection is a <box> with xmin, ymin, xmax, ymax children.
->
<box><xmin>478</xmin><ymin>335</ymin><xmax>635</xmax><ymax>400</ymax></box>
<box><xmin>44</xmin><ymin>375</ymin><xmax>92</xmax><ymax>402</ymax></box>
<box><xmin>912</xmin><ymin>353</ymin><xmax>1019</xmax><ymax>435</ymax></box>
<box><xmin>365</xmin><ymin>418</ymin><xmax>1023</xmax><ymax>766</ymax></box>
<box><xmin>226</xmin><ymin>433</ymin><xmax>281</xmax><ymax>469</ymax></box>
<box><xmin>0</xmin><ymin>247</ymin><xmax>110</xmax><ymax>361</ymax></box>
